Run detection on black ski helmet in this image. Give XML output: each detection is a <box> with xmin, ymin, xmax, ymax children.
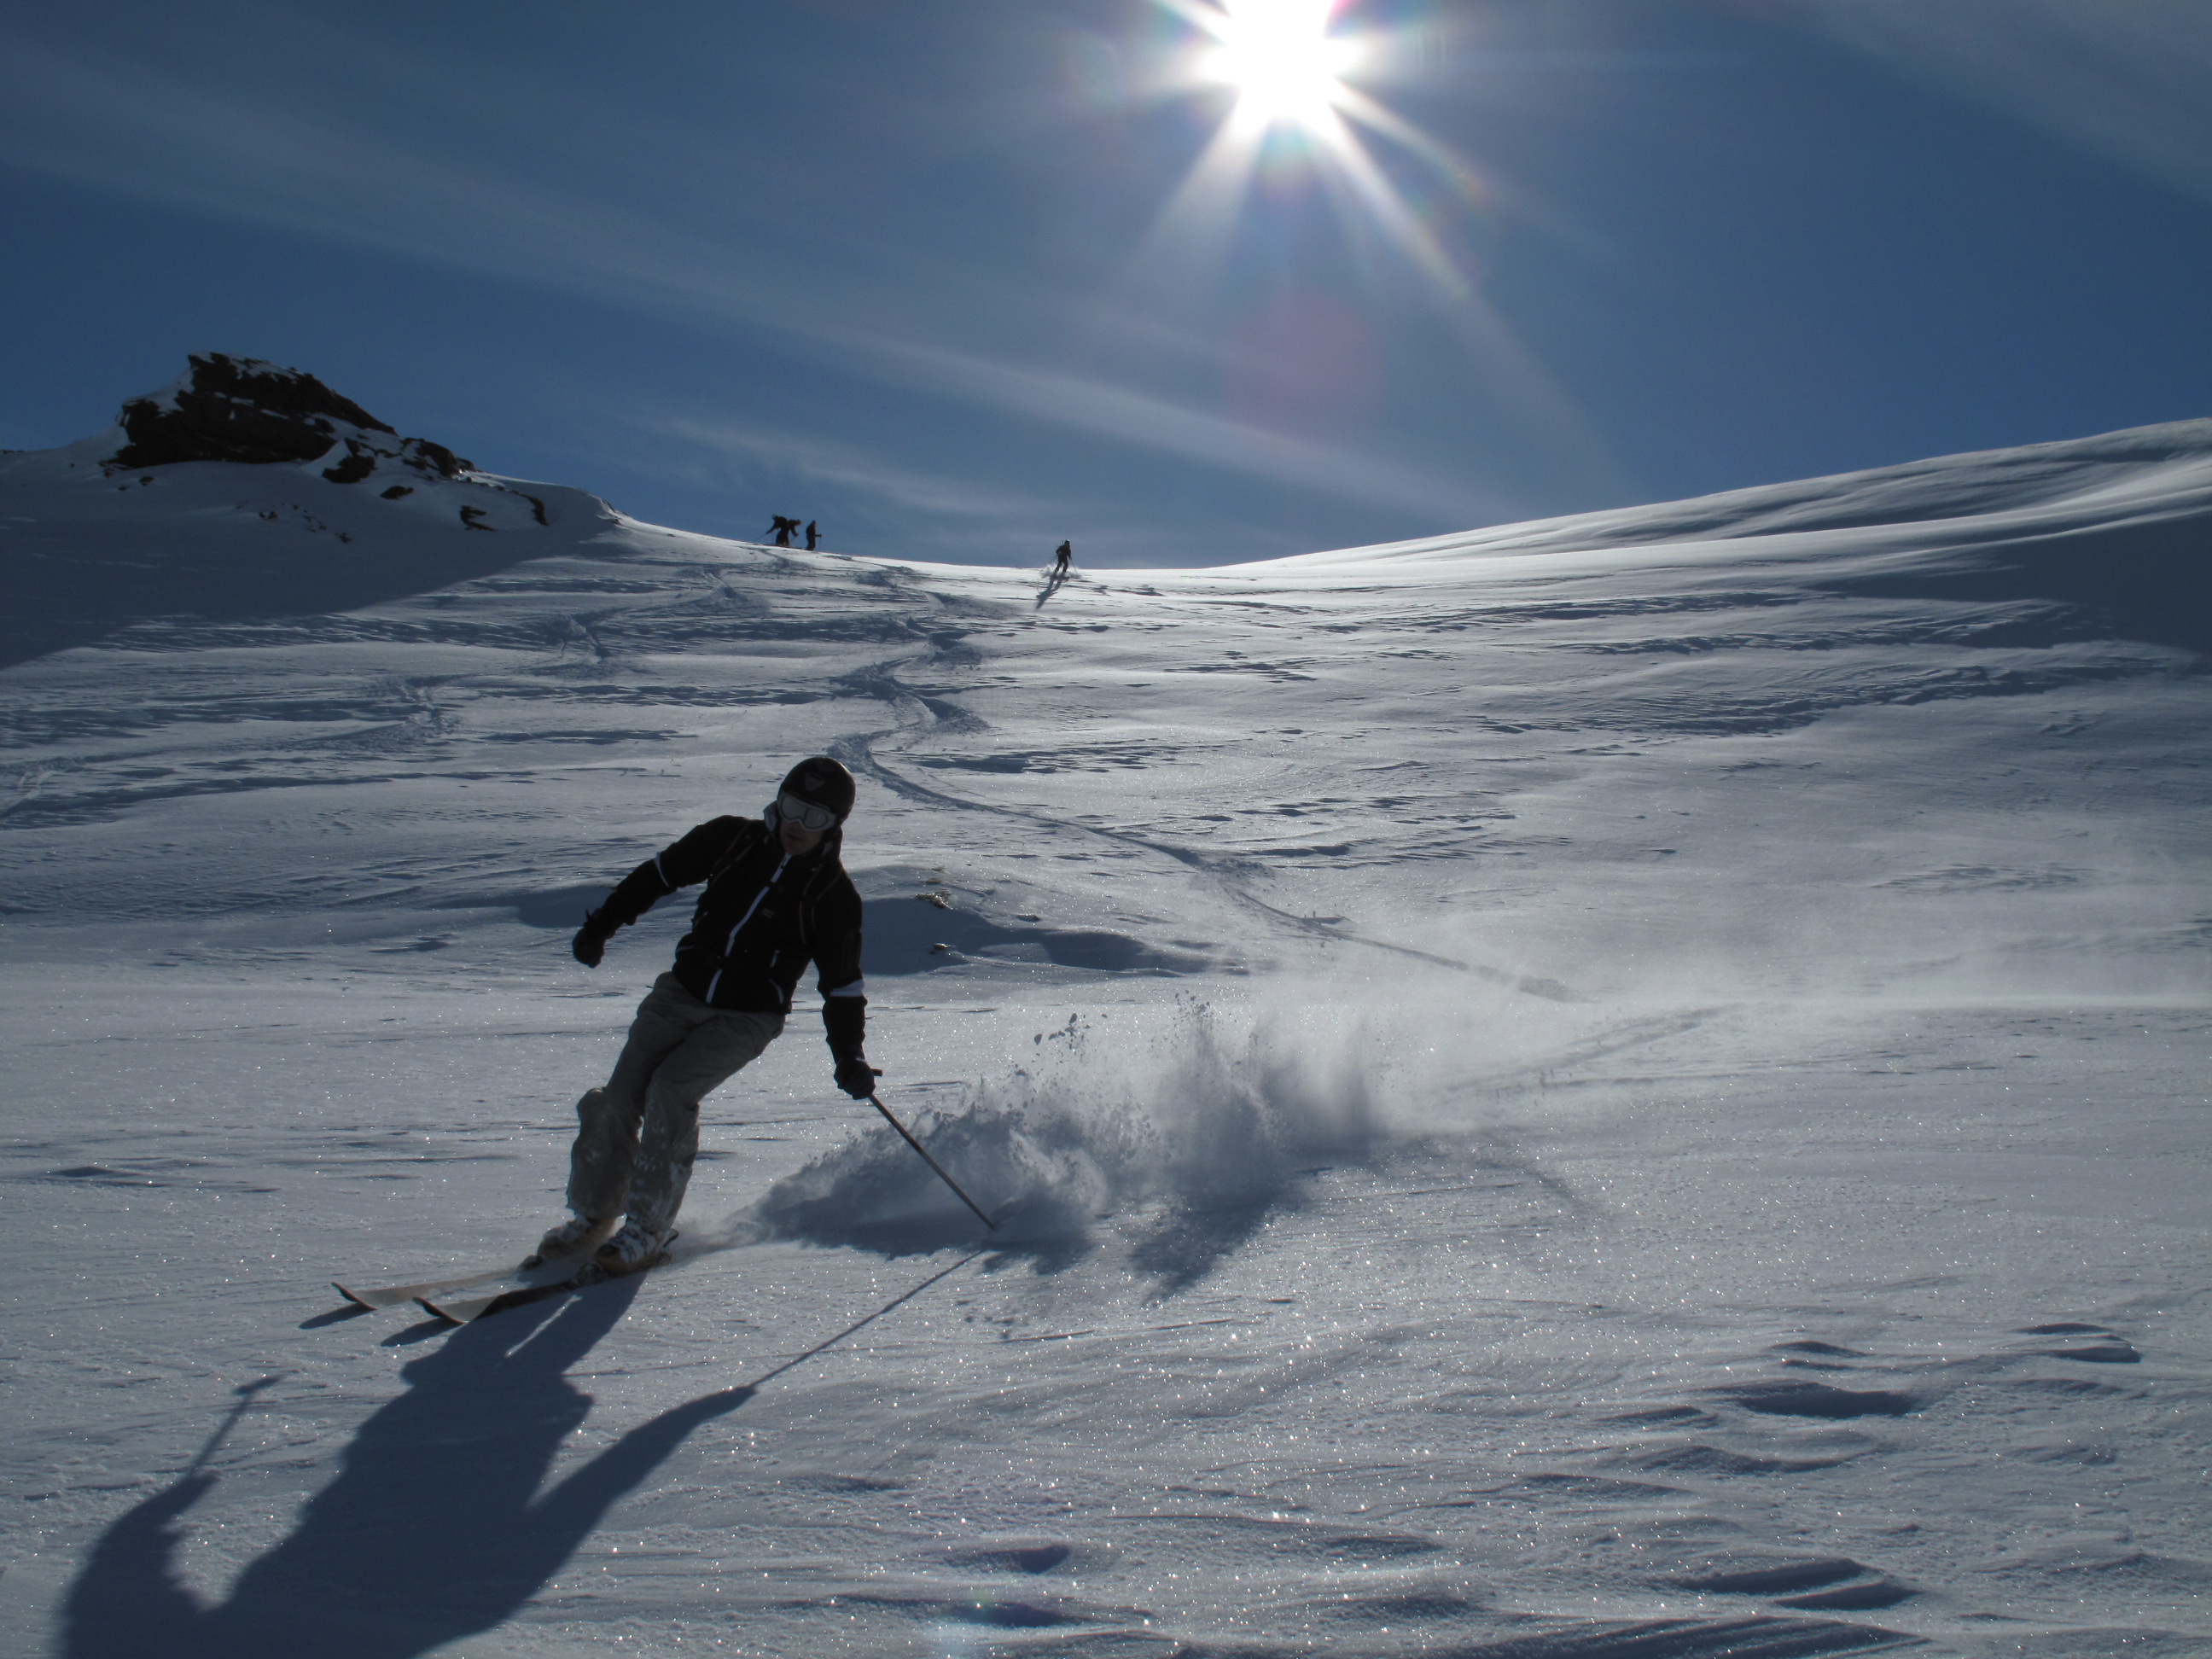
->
<box><xmin>777</xmin><ymin>755</ymin><xmax>856</xmax><ymax>825</ymax></box>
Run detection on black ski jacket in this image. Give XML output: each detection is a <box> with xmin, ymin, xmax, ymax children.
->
<box><xmin>596</xmin><ymin>815</ymin><xmax>865</xmax><ymax>1057</ymax></box>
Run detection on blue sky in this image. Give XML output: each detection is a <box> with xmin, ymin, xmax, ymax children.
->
<box><xmin>3</xmin><ymin>0</ymin><xmax>2208</xmax><ymax>566</ymax></box>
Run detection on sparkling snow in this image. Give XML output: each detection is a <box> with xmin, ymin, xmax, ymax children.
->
<box><xmin>1</xmin><ymin>420</ymin><xmax>2207</xmax><ymax>1656</ymax></box>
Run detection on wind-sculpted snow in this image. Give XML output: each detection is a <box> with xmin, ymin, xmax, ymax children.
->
<box><xmin>3</xmin><ymin>403</ymin><xmax>2209</xmax><ymax>1656</ymax></box>
<box><xmin>724</xmin><ymin>1002</ymin><xmax>1382</xmax><ymax>1289</ymax></box>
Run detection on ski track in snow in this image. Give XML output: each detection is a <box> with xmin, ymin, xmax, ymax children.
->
<box><xmin>0</xmin><ymin>421</ymin><xmax>2208</xmax><ymax>1656</ymax></box>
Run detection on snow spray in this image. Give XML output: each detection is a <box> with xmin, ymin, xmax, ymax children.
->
<box><xmin>723</xmin><ymin>998</ymin><xmax>1385</xmax><ymax>1284</ymax></box>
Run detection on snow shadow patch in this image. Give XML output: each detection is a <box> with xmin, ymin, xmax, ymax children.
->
<box><xmin>61</xmin><ymin>1283</ymin><xmax>748</xmax><ymax>1659</ymax></box>
<box><xmin>863</xmin><ymin>885</ymin><xmax>1214</xmax><ymax>977</ymax></box>
<box><xmin>498</xmin><ymin>884</ymin><xmax>610</xmax><ymax>929</ymax></box>
<box><xmin>1716</xmin><ymin>1381</ymin><xmax>1921</xmax><ymax>1419</ymax></box>
<box><xmin>1822</xmin><ymin>510</ymin><xmax>2212</xmax><ymax>655</ymax></box>
<box><xmin>720</xmin><ymin>1000</ymin><xmax>1381</xmax><ymax>1293</ymax></box>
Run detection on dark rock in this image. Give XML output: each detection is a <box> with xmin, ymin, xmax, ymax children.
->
<box><xmin>322</xmin><ymin>445</ymin><xmax>377</xmax><ymax>484</ymax></box>
<box><xmin>381</xmin><ymin>485</ymin><xmax>415</xmax><ymax>500</ymax></box>
<box><xmin>402</xmin><ymin>437</ymin><xmax>472</xmax><ymax>478</ymax></box>
<box><xmin>108</xmin><ymin>354</ymin><xmax>474</xmax><ymax>480</ymax></box>
<box><xmin>114</xmin><ymin>353</ymin><xmax>391</xmax><ymax>469</ymax></box>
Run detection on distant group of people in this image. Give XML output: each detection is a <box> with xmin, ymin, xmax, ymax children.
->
<box><xmin>765</xmin><ymin>517</ymin><xmax>1074</xmax><ymax>576</ymax></box>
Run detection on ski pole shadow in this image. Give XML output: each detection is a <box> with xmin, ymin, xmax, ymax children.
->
<box><xmin>743</xmin><ymin>1249</ymin><xmax>980</xmax><ymax>1390</ymax></box>
<box><xmin>61</xmin><ymin>1278</ymin><xmax>750</xmax><ymax>1659</ymax></box>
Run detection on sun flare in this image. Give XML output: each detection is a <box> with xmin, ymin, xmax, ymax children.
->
<box><xmin>1202</xmin><ymin>0</ymin><xmax>1359</xmax><ymax>127</ymax></box>
<box><xmin>1141</xmin><ymin>0</ymin><xmax>1498</xmax><ymax>321</ymax></box>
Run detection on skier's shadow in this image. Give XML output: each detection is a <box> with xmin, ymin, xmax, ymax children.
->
<box><xmin>61</xmin><ymin>1281</ymin><xmax>749</xmax><ymax>1659</ymax></box>
<box><xmin>1034</xmin><ymin>567</ymin><xmax>1072</xmax><ymax>608</ymax></box>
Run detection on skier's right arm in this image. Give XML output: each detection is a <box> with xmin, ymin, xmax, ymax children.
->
<box><xmin>571</xmin><ymin>818</ymin><xmax>753</xmax><ymax>967</ymax></box>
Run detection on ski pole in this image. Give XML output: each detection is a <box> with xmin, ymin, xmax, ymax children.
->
<box><xmin>868</xmin><ymin>1093</ymin><xmax>997</xmax><ymax>1231</ymax></box>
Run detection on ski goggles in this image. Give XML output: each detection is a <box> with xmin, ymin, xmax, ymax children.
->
<box><xmin>777</xmin><ymin>791</ymin><xmax>840</xmax><ymax>832</ymax></box>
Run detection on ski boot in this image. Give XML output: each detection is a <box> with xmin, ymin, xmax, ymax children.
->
<box><xmin>593</xmin><ymin>1220</ymin><xmax>674</xmax><ymax>1277</ymax></box>
<box><xmin>527</xmin><ymin>1211</ymin><xmax>607</xmax><ymax>1267</ymax></box>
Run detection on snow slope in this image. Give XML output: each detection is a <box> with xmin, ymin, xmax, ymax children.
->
<box><xmin>2</xmin><ymin>384</ymin><xmax>2208</xmax><ymax>1658</ymax></box>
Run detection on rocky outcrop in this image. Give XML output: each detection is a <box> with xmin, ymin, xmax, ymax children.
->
<box><xmin>110</xmin><ymin>353</ymin><xmax>475</xmax><ymax>483</ymax></box>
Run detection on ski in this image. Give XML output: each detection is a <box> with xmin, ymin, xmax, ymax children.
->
<box><xmin>417</xmin><ymin>1249</ymin><xmax>671</xmax><ymax>1325</ymax></box>
<box><xmin>332</xmin><ymin>1215</ymin><xmax>626</xmax><ymax>1311</ymax></box>
<box><xmin>333</xmin><ymin>1260</ymin><xmax>533</xmax><ymax>1311</ymax></box>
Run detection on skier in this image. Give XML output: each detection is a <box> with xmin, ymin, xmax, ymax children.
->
<box><xmin>538</xmin><ymin>757</ymin><xmax>878</xmax><ymax>1274</ymax></box>
<box><xmin>805</xmin><ymin>520</ymin><xmax>819</xmax><ymax>550</ymax></box>
<box><xmin>767</xmin><ymin>515</ymin><xmax>798</xmax><ymax>547</ymax></box>
<box><xmin>1053</xmin><ymin>539</ymin><xmax>1073</xmax><ymax>573</ymax></box>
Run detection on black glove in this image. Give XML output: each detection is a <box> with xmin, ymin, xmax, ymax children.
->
<box><xmin>834</xmin><ymin>1054</ymin><xmax>882</xmax><ymax>1099</ymax></box>
<box><xmin>571</xmin><ymin>909</ymin><xmax>616</xmax><ymax>968</ymax></box>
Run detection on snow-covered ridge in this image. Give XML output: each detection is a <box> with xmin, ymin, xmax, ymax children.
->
<box><xmin>0</xmin><ymin>354</ymin><xmax>616</xmax><ymax>667</ymax></box>
<box><xmin>1276</xmin><ymin>417</ymin><xmax>2212</xmax><ymax>567</ymax></box>
<box><xmin>1214</xmin><ymin>417</ymin><xmax>2212</xmax><ymax>662</ymax></box>
<box><xmin>4</xmin><ymin>354</ymin><xmax>2207</xmax><ymax>661</ymax></box>
<box><xmin>0</xmin><ymin>351</ymin><xmax>604</xmax><ymax>521</ymax></box>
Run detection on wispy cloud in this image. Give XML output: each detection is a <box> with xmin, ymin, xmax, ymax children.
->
<box><xmin>0</xmin><ymin>31</ymin><xmax>843</xmax><ymax>343</ymax></box>
<box><xmin>0</xmin><ymin>18</ymin><xmax>1524</xmax><ymax>531</ymax></box>
<box><xmin>1783</xmin><ymin>0</ymin><xmax>2212</xmax><ymax>206</ymax></box>
<box><xmin>637</xmin><ymin>414</ymin><xmax>1063</xmax><ymax>528</ymax></box>
<box><xmin>849</xmin><ymin>335</ymin><xmax>1514</xmax><ymax>523</ymax></box>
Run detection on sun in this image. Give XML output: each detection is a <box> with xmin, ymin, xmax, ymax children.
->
<box><xmin>1138</xmin><ymin>0</ymin><xmax>1494</xmax><ymax>314</ymax></box>
<box><xmin>1200</xmin><ymin>0</ymin><xmax>1360</xmax><ymax>128</ymax></box>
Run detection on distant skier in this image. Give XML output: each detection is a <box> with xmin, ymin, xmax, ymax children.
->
<box><xmin>1053</xmin><ymin>539</ymin><xmax>1073</xmax><ymax>573</ymax></box>
<box><xmin>542</xmin><ymin>757</ymin><xmax>877</xmax><ymax>1274</ymax></box>
<box><xmin>767</xmin><ymin>515</ymin><xmax>799</xmax><ymax>547</ymax></box>
<box><xmin>805</xmin><ymin>520</ymin><xmax>819</xmax><ymax>550</ymax></box>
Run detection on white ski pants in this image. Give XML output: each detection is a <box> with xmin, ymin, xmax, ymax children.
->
<box><xmin>565</xmin><ymin>973</ymin><xmax>783</xmax><ymax>1234</ymax></box>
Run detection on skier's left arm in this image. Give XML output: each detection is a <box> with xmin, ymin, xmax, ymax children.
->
<box><xmin>816</xmin><ymin>891</ymin><xmax>876</xmax><ymax>1098</ymax></box>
